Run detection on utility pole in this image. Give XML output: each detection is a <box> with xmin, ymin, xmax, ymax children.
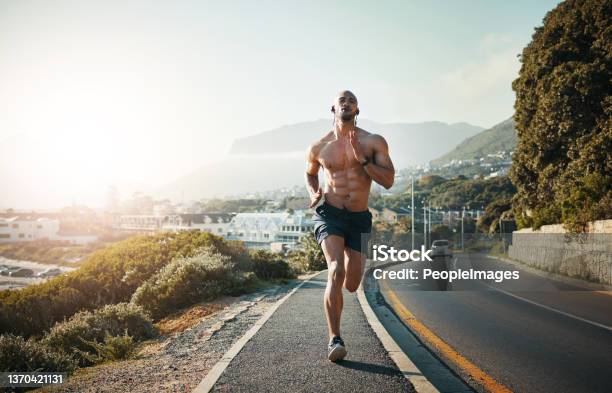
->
<box><xmin>461</xmin><ymin>206</ymin><xmax>465</xmax><ymax>252</ymax></box>
<box><xmin>428</xmin><ymin>204</ymin><xmax>431</xmax><ymax>247</ymax></box>
<box><xmin>500</xmin><ymin>217</ymin><xmax>505</xmax><ymax>253</ymax></box>
<box><xmin>411</xmin><ymin>176</ymin><xmax>415</xmax><ymax>250</ymax></box>
<box><xmin>423</xmin><ymin>203</ymin><xmax>427</xmax><ymax>249</ymax></box>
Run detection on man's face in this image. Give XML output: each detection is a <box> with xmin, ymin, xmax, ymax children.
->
<box><xmin>333</xmin><ymin>91</ymin><xmax>359</xmax><ymax>122</ymax></box>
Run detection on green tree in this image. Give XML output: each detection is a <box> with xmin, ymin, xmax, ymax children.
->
<box><xmin>428</xmin><ymin>176</ymin><xmax>516</xmax><ymax>210</ymax></box>
<box><xmin>510</xmin><ymin>0</ymin><xmax>611</xmax><ymax>231</ymax></box>
<box><xmin>477</xmin><ymin>198</ymin><xmax>513</xmax><ymax>234</ymax></box>
<box><xmin>418</xmin><ymin>175</ymin><xmax>448</xmax><ymax>190</ymax></box>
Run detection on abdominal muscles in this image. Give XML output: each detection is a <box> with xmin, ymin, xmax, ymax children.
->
<box><xmin>323</xmin><ymin>166</ymin><xmax>371</xmax><ymax>209</ymax></box>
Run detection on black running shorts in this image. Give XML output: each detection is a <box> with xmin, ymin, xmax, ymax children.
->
<box><xmin>313</xmin><ymin>202</ymin><xmax>372</xmax><ymax>253</ymax></box>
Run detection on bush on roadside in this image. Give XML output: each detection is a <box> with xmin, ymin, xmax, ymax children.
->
<box><xmin>131</xmin><ymin>247</ymin><xmax>246</xmax><ymax>320</ymax></box>
<box><xmin>464</xmin><ymin>239</ymin><xmax>494</xmax><ymax>253</ymax></box>
<box><xmin>0</xmin><ymin>231</ymin><xmax>238</xmax><ymax>338</ymax></box>
<box><xmin>248</xmin><ymin>249</ymin><xmax>294</xmax><ymax>280</ymax></box>
<box><xmin>488</xmin><ymin>241</ymin><xmax>507</xmax><ymax>256</ymax></box>
<box><xmin>41</xmin><ymin>302</ymin><xmax>155</xmax><ymax>366</ymax></box>
<box><xmin>77</xmin><ymin>331</ymin><xmax>136</xmax><ymax>364</ymax></box>
<box><xmin>287</xmin><ymin>250</ymin><xmax>309</xmax><ymax>275</ymax></box>
<box><xmin>0</xmin><ymin>333</ymin><xmax>77</xmax><ymax>373</ymax></box>
<box><xmin>301</xmin><ymin>233</ymin><xmax>327</xmax><ymax>271</ymax></box>
<box><xmin>285</xmin><ymin>234</ymin><xmax>327</xmax><ymax>274</ymax></box>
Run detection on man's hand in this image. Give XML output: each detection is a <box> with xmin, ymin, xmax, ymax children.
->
<box><xmin>349</xmin><ymin>129</ymin><xmax>366</xmax><ymax>163</ymax></box>
<box><xmin>309</xmin><ymin>187</ymin><xmax>323</xmax><ymax>208</ymax></box>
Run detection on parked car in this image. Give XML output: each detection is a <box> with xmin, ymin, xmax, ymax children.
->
<box><xmin>8</xmin><ymin>268</ymin><xmax>35</xmax><ymax>277</ymax></box>
<box><xmin>431</xmin><ymin>240</ymin><xmax>453</xmax><ymax>258</ymax></box>
<box><xmin>37</xmin><ymin>268</ymin><xmax>62</xmax><ymax>278</ymax></box>
<box><xmin>0</xmin><ymin>266</ymin><xmax>21</xmax><ymax>276</ymax></box>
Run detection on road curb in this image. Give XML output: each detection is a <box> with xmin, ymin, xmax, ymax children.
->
<box><xmin>192</xmin><ymin>271</ymin><xmax>321</xmax><ymax>393</ymax></box>
<box><xmin>357</xmin><ymin>268</ymin><xmax>440</xmax><ymax>393</ymax></box>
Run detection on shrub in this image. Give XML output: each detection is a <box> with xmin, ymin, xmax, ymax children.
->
<box><xmin>248</xmin><ymin>250</ymin><xmax>294</xmax><ymax>280</ymax></box>
<box><xmin>300</xmin><ymin>233</ymin><xmax>327</xmax><ymax>271</ymax></box>
<box><xmin>0</xmin><ymin>333</ymin><xmax>76</xmax><ymax>373</ymax></box>
<box><xmin>287</xmin><ymin>250</ymin><xmax>309</xmax><ymax>275</ymax></box>
<box><xmin>0</xmin><ymin>231</ymin><xmax>237</xmax><ymax>338</ymax></box>
<box><xmin>42</xmin><ymin>302</ymin><xmax>155</xmax><ymax>366</ymax></box>
<box><xmin>286</xmin><ymin>234</ymin><xmax>328</xmax><ymax>275</ymax></box>
<box><xmin>77</xmin><ymin>331</ymin><xmax>136</xmax><ymax>364</ymax></box>
<box><xmin>131</xmin><ymin>247</ymin><xmax>245</xmax><ymax>320</ymax></box>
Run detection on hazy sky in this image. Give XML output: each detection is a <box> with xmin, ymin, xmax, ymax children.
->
<box><xmin>0</xmin><ymin>0</ymin><xmax>560</xmax><ymax>208</ymax></box>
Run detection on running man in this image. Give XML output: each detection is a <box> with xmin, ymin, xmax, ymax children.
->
<box><xmin>305</xmin><ymin>90</ymin><xmax>395</xmax><ymax>361</ymax></box>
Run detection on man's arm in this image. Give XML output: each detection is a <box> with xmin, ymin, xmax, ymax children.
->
<box><xmin>305</xmin><ymin>144</ymin><xmax>323</xmax><ymax>208</ymax></box>
<box><xmin>363</xmin><ymin>135</ymin><xmax>395</xmax><ymax>189</ymax></box>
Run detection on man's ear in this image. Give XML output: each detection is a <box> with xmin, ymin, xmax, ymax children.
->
<box><xmin>331</xmin><ymin>105</ymin><xmax>335</xmax><ymax>113</ymax></box>
<box><xmin>356</xmin><ymin>108</ymin><xmax>360</xmax><ymax>115</ymax></box>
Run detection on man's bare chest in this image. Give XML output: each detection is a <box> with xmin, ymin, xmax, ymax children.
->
<box><xmin>318</xmin><ymin>138</ymin><xmax>370</xmax><ymax>170</ymax></box>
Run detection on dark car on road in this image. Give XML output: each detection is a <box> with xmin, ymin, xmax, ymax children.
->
<box><xmin>9</xmin><ymin>268</ymin><xmax>35</xmax><ymax>277</ymax></box>
<box><xmin>0</xmin><ymin>265</ymin><xmax>21</xmax><ymax>276</ymax></box>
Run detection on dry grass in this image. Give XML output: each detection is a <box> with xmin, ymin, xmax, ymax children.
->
<box><xmin>155</xmin><ymin>303</ymin><xmax>226</xmax><ymax>335</ymax></box>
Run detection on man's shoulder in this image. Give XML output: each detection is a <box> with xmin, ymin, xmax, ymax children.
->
<box><xmin>319</xmin><ymin>130</ymin><xmax>335</xmax><ymax>142</ymax></box>
<box><xmin>306</xmin><ymin>130</ymin><xmax>333</xmax><ymax>158</ymax></box>
<box><xmin>309</xmin><ymin>130</ymin><xmax>334</xmax><ymax>149</ymax></box>
<box><xmin>358</xmin><ymin>128</ymin><xmax>387</xmax><ymax>144</ymax></box>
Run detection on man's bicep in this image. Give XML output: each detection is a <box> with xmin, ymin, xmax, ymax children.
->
<box><xmin>306</xmin><ymin>159</ymin><xmax>320</xmax><ymax>176</ymax></box>
<box><xmin>305</xmin><ymin>145</ymin><xmax>321</xmax><ymax>176</ymax></box>
<box><xmin>372</xmin><ymin>136</ymin><xmax>394</xmax><ymax>169</ymax></box>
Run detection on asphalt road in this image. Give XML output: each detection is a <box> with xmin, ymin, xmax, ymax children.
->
<box><xmin>378</xmin><ymin>253</ymin><xmax>612</xmax><ymax>393</ymax></box>
<box><xmin>211</xmin><ymin>272</ymin><xmax>415</xmax><ymax>393</ymax></box>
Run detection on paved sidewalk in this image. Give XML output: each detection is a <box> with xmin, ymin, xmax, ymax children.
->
<box><xmin>209</xmin><ymin>271</ymin><xmax>415</xmax><ymax>393</ymax></box>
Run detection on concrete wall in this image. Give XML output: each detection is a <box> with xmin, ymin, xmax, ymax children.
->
<box><xmin>508</xmin><ymin>220</ymin><xmax>612</xmax><ymax>285</ymax></box>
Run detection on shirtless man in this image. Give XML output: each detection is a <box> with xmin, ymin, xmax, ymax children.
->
<box><xmin>305</xmin><ymin>90</ymin><xmax>395</xmax><ymax>361</ymax></box>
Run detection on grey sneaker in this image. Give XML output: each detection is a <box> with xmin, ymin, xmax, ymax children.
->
<box><xmin>328</xmin><ymin>336</ymin><xmax>347</xmax><ymax>362</ymax></box>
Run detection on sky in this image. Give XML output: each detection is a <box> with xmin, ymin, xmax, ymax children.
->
<box><xmin>0</xmin><ymin>0</ymin><xmax>561</xmax><ymax>209</ymax></box>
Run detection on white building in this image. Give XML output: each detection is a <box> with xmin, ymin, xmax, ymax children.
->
<box><xmin>114</xmin><ymin>215</ymin><xmax>166</xmax><ymax>232</ymax></box>
<box><xmin>0</xmin><ymin>217</ymin><xmax>60</xmax><ymax>243</ymax></box>
<box><xmin>227</xmin><ymin>212</ymin><xmax>313</xmax><ymax>250</ymax></box>
<box><xmin>162</xmin><ymin>213</ymin><xmax>234</xmax><ymax>236</ymax></box>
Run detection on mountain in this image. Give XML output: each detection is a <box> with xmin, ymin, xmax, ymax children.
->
<box><xmin>430</xmin><ymin>118</ymin><xmax>516</xmax><ymax>165</ymax></box>
<box><xmin>156</xmin><ymin>119</ymin><xmax>484</xmax><ymax>200</ymax></box>
<box><xmin>155</xmin><ymin>154</ymin><xmax>306</xmax><ymax>201</ymax></box>
<box><xmin>229</xmin><ymin>119</ymin><xmax>484</xmax><ymax>169</ymax></box>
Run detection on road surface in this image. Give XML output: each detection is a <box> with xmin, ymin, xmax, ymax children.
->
<box><xmin>376</xmin><ymin>253</ymin><xmax>612</xmax><ymax>393</ymax></box>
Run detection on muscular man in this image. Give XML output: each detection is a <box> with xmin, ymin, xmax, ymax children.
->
<box><xmin>305</xmin><ymin>90</ymin><xmax>395</xmax><ymax>361</ymax></box>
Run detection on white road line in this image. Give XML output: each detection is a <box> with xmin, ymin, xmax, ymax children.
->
<box><xmin>488</xmin><ymin>285</ymin><xmax>612</xmax><ymax>332</ymax></box>
<box><xmin>357</xmin><ymin>282</ymin><xmax>440</xmax><ymax>393</ymax></box>
<box><xmin>456</xmin><ymin>254</ymin><xmax>612</xmax><ymax>332</ymax></box>
<box><xmin>192</xmin><ymin>271</ymin><xmax>320</xmax><ymax>393</ymax></box>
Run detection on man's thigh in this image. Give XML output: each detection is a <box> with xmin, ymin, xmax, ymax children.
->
<box><xmin>343</xmin><ymin>247</ymin><xmax>366</xmax><ymax>289</ymax></box>
<box><xmin>320</xmin><ymin>235</ymin><xmax>345</xmax><ymax>266</ymax></box>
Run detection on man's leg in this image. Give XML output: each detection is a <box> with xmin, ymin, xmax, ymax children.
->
<box><xmin>343</xmin><ymin>247</ymin><xmax>366</xmax><ymax>293</ymax></box>
<box><xmin>321</xmin><ymin>235</ymin><xmax>345</xmax><ymax>339</ymax></box>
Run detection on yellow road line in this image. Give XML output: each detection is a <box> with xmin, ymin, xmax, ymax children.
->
<box><xmin>380</xmin><ymin>279</ymin><xmax>513</xmax><ymax>393</ymax></box>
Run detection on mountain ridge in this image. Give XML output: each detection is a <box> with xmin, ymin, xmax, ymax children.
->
<box><xmin>156</xmin><ymin>119</ymin><xmax>485</xmax><ymax>200</ymax></box>
<box><xmin>430</xmin><ymin>117</ymin><xmax>517</xmax><ymax>165</ymax></box>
